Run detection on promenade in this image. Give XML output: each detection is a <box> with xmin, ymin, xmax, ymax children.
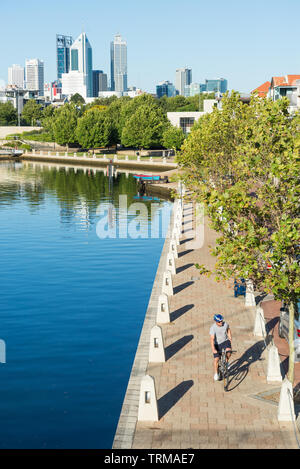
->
<box><xmin>131</xmin><ymin>199</ymin><xmax>299</xmax><ymax>449</ymax></box>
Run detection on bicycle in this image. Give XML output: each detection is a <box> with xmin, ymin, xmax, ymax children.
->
<box><xmin>218</xmin><ymin>349</ymin><xmax>236</xmax><ymax>392</ymax></box>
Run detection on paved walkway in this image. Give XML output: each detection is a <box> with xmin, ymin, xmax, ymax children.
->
<box><xmin>132</xmin><ymin>200</ymin><xmax>299</xmax><ymax>449</ymax></box>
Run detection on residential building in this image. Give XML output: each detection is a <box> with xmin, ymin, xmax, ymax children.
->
<box><xmin>253</xmin><ymin>75</ymin><xmax>300</xmax><ymax>113</ymax></box>
<box><xmin>110</xmin><ymin>34</ymin><xmax>127</xmax><ymax>93</ymax></box>
<box><xmin>156</xmin><ymin>81</ymin><xmax>176</xmax><ymax>98</ymax></box>
<box><xmin>56</xmin><ymin>34</ymin><xmax>73</xmax><ymax>82</ymax></box>
<box><xmin>25</xmin><ymin>59</ymin><xmax>44</xmax><ymax>96</ymax></box>
<box><xmin>175</xmin><ymin>68</ymin><xmax>192</xmax><ymax>95</ymax></box>
<box><xmin>205</xmin><ymin>78</ymin><xmax>227</xmax><ymax>93</ymax></box>
<box><xmin>167</xmin><ymin>99</ymin><xmax>217</xmax><ymax>134</ymax></box>
<box><xmin>93</xmin><ymin>70</ymin><xmax>108</xmax><ymax>97</ymax></box>
<box><xmin>8</xmin><ymin>64</ymin><xmax>25</xmax><ymax>88</ymax></box>
<box><xmin>61</xmin><ymin>32</ymin><xmax>93</xmax><ymax>99</ymax></box>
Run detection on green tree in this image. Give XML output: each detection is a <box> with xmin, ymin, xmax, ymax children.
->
<box><xmin>121</xmin><ymin>102</ymin><xmax>169</xmax><ymax>149</ymax></box>
<box><xmin>162</xmin><ymin>125</ymin><xmax>185</xmax><ymax>154</ymax></box>
<box><xmin>21</xmin><ymin>99</ymin><xmax>42</xmax><ymax>126</ymax></box>
<box><xmin>0</xmin><ymin>102</ymin><xmax>17</xmax><ymax>125</ymax></box>
<box><xmin>51</xmin><ymin>103</ymin><xmax>80</xmax><ymax>149</ymax></box>
<box><xmin>70</xmin><ymin>93</ymin><xmax>85</xmax><ymax>106</ymax></box>
<box><xmin>178</xmin><ymin>92</ymin><xmax>300</xmax><ymax>385</ymax></box>
<box><xmin>76</xmin><ymin>108</ymin><xmax>116</xmax><ymax>149</ymax></box>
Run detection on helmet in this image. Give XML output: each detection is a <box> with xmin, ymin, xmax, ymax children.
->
<box><xmin>214</xmin><ymin>314</ymin><xmax>224</xmax><ymax>323</ymax></box>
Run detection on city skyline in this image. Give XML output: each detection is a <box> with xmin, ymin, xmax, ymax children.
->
<box><xmin>0</xmin><ymin>0</ymin><xmax>299</xmax><ymax>94</ymax></box>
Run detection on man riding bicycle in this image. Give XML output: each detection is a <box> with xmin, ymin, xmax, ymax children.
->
<box><xmin>210</xmin><ymin>314</ymin><xmax>232</xmax><ymax>381</ymax></box>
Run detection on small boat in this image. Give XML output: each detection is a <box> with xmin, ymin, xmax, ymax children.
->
<box><xmin>133</xmin><ymin>174</ymin><xmax>161</xmax><ymax>181</ymax></box>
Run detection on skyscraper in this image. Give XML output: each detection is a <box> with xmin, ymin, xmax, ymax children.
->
<box><xmin>8</xmin><ymin>64</ymin><xmax>25</xmax><ymax>88</ymax></box>
<box><xmin>175</xmin><ymin>68</ymin><xmax>192</xmax><ymax>96</ymax></box>
<box><xmin>93</xmin><ymin>70</ymin><xmax>108</xmax><ymax>97</ymax></box>
<box><xmin>156</xmin><ymin>81</ymin><xmax>176</xmax><ymax>98</ymax></box>
<box><xmin>25</xmin><ymin>59</ymin><xmax>44</xmax><ymax>96</ymax></box>
<box><xmin>61</xmin><ymin>32</ymin><xmax>93</xmax><ymax>99</ymax></box>
<box><xmin>110</xmin><ymin>34</ymin><xmax>127</xmax><ymax>93</ymax></box>
<box><xmin>56</xmin><ymin>34</ymin><xmax>73</xmax><ymax>82</ymax></box>
<box><xmin>205</xmin><ymin>78</ymin><xmax>228</xmax><ymax>93</ymax></box>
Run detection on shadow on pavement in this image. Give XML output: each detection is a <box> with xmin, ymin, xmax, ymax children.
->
<box><xmin>158</xmin><ymin>380</ymin><xmax>194</xmax><ymax>419</ymax></box>
<box><xmin>176</xmin><ymin>263</ymin><xmax>194</xmax><ymax>274</ymax></box>
<box><xmin>227</xmin><ymin>337</ymin><xmax>272</xmax><ymax>392</ymax></box>
<box><xmin>178</xmin><ymin>250</ymin><xmax>193</xmax><ymax>258</ymax></box>
<box><xmin>165</xmin><ymin>335</ymin><xmax>194</xmax><ymax>361</ymax></box>
<box><xmin>174</xmin><ymin>281</ymin><xmax>194</xmax><ymax>294</ymax></box>
<box><xmin>170</xmin><ymin>304</ymin><xmax>194</xmax><ymax>322</ymax></box>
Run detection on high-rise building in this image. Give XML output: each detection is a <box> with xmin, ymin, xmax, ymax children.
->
<box><xmin>110</xmin><ymin>34</ymin><xmax>127</xmax><ymax>93</ymax></box>
<box><xmin>205</xmin><ymin>78</ymin><xmax>227</xmax><ymax>93</ymax></box>
<box><xmin>56</xmin><ymin>34</ymin><xmax>73</xmax><ymax>82</ymax></box>
<box><xmin>8</xmin><ymin>64</ymin><xmax>25</xmax><ymax>88</ymax></box>
<box><xmin>156</xmin><ymin>81</ymin><xmax>176</xmax><ymax>98</ymax></box>
<box><xmin>25</xmin><ymin>59</ymin><xmax>44</xmax><ymax>96</ymax></box>
<box><xmin>61</xmin><ymin>32</ymin><xmax>93</xmax><ymax>99</ymax></box>
<box><xmin>184</xmin><ymin>82</ymin><xmax>207</xmax><ymax>97</ymax></box>
<box><xmin>93</xmin><ymin>70</ymin><xmax>108</xmax><ymax>97</ymax></box>
<box><xmin>175</xmin><ymin>68</ymin><xmax>192</xmax><ymax>96</ymax></box>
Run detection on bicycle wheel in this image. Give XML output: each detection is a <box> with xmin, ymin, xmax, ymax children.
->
<box><xmin>223</xmin><ymin>361</ymin><xmax>229</xmax><ymax>391</ymax></box>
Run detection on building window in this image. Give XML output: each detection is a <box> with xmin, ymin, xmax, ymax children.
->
<box><xmin>180</xmin><ymin>117</ymin><xmax>195</xmax><ymax>134</ymax></box>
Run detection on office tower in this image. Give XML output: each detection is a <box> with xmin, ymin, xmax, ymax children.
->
<box><xmin>205</xmin><ymin>78</ymin><xmax>228</xmax><ymax>93</ymax></box>
<box><xmin>25</xmin><ymin>59</ymin><xmax>44</xmax><ymax>96</ymax></box>
<box><xmin>56</xmin><ymin>34</ymin><xmax>73</xmax><ymax>82</ymax></box>
<box><xmin>110</xmin><ymin>34</ymin><xmax>127</xmax><ymax>93</ymax></box>
<box><xmin>61</xmin><ymin>32</ymin><xmax>93</xmax><ymax>99</ymax></box>
<box><xmin>93</xmin><ymin>70</ymin><xmax>108</xmax><ymax>96</ymax></box>
<box><xmin>8</xmin><ymin>64</ymin><xmax>25</xmax><ymax>88</ymax></box>
<box><xmin>156</xmin><ymin>81</ymin><xmax>176</xmax><ymax>98</ymax></box>
<box><xmin>175</xmin><ymin>68</ymin><xmax>192</xmax><ymax>96</ymax></box>
<box><xmin>184</xmin><ymin>82</ymin><xmax>207</xmax><ymax>97</ymax></box>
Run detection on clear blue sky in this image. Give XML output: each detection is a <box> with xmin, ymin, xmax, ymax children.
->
<box><xmin>1</xmin><ymin>0</ymin><xmax>299</xmax><ymax>93</ymax></box>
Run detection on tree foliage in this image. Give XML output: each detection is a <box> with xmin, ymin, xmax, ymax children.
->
<box><xmin>162</xmin><ymin>125</ymin><xmax>185</xmax><ymax>152</ymax></box>
<box><xmin>177</xmin><ymin>92</ymin><xmax>300</xmax><ymax>382</ymax></box>
<box><xmin>21</xmin><ymin>99</ymin><xmax>42</xmax><ymax>126</ymax></box>
<box><xmin>51</xmin><ymin>104</ymin><xmax>80</xmax><ymax>148</ymax></box>
<box><xmin>0</xmin><ymin>102</ymin><xmax>17</xmax><ymax>125</ymax></box>
<box><xmin>76</xmin><ymin>108</ymin><xmax>116</xmax><ymax>149</ymax></box>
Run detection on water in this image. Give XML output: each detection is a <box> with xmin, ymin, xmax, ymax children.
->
<box><xmin>0</xmin><ymin>161</ymin><xmax>171</xmax><ymax>448</ymax></box>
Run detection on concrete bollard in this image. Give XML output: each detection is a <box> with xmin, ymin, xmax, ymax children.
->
<box><xmin>162</xmin><ymin>270</ymin><xmax>173</xmax><ymax>296</ymax></box>
<box><xmin>93</xmin><ymin>153</ymin><xmax>96</xmax><ymax>159</ymax></box>
<box><xmin>150</xmin><ymin>157</ymin><xmax>153</xmax><ymax>162</ymax></box>
<box><xmin>65</xmin><ymin>152</ymin><xmax>68</xmax><ymax>157</ymax></box>
<box><xmin>114</xmin><ymin>154</ymin><xmax>118</xmax><ymax>161</ymax></box>
<box><xmin>253</xmin><ymin>306</ymin><xmax>266</xmax><ymax>337</ymax></box>
<box><xmin>138</xmin><ymin>375</ymin><xmax>159</xmax><ymax>422</ymax></box>
<box><xmin>48</xmin><ymin>151</ymin><xmax>51</xmax><ymax>156</ymax></box>
<box><xmin>156</xmin><ymin>294</ymin><xmax>170</xmax><ymax>324</ymax></box>
<box><xmin>137</xmin><ymin>155</ymin><xmax>141</xmax><ymax>162</ymax></box>
<box><xmin>149</xmin><ymin>326</ymin><xmax>165</xmax><ymax>363</ymax></box>
<box><xmin>125</xmin><ymin>155</ymin><xmax>128</xmax><ymax>161</ymax></box>
<box><xmin>245</xmin><ymin>280</ymin><xmax>256</xmax><ymax>307</ymax></box>
<box><xmin>171</xmin><ymin>231</ymin><xmax>180</xmax><ymax>246</ymax></box>
<box><xmin>169</xmin><ymin>239</ymin><xmax>178</xmax><ymax>259</ymax></box>
<box><xmin>83</xmin><ymin>153</ymin><xmax>86</xmax><ymax>158</ymax></box>
<box><xmin>267</xmin><ymin>344</ymin><xmax>282</xmax><ymax>383</ymax></box>
<box><xmin>278</xmin><ymin>378</ymin><xmax>296</xmax><ymax>421</ymax></box>
<box><xmin>33</xmin><ymin>149</ymin><xmax>36</xmax><ymax>154</ymax></box>
<box><xmin>166</xmin><ymin>252</ymin><xmax>176</xmax><ymax>275</ymax></box>
<box><xmin>56</xmin><ymin>152</ymin><xmax>59</xmax><ymax>157</ymax></box>
<box><xmin>163</xmin><ymin>157</ymin><xmax>167</xmax><ymax>164</ymax></box>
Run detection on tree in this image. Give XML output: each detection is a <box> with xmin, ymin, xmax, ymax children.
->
<box><xmin>178</xmin><ymin>92</ymin><xmax>300</xmax><ymax>384</ymax></box>
<box><xmin>76</xmin><ymin>108</ymin><xmax>116</xmax><ymax>149</ymax></box>
<box><xmin>21</xmin><ymin>99</ymin><xmax>42</xmax><ymax>126</ymax></box>
<box><xmin>121</xmin><ymin>102</ymin><xmax>169</xmax><ymax>149</ymax></box>
<box><xmin>51</xmin><ymin>103</ymin><xmax>80</xmax><ymax>149</ymax></box>
<box><xmin>0</xmin><ymin>102</ymin><xmax>17</xmax><ymax>125</ymax></box>
<box><xmin>162</xmin><ymin>125</ymin><xmax>185</xmax><ymax>154</ymax></box>
<box><xmin>70</xmin><ymin>93</ymin><xmax>85</xmax><ymax>106</ymax></box>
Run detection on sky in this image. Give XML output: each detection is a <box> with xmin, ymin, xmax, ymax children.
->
<box><xmin>0</xmin><ymin>0</ymin><xmax>299</xmax><ymax>94</ymax></box>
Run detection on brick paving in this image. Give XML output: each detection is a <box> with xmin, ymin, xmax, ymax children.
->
<box><xmin>132</xmin><ymin>200</ymin><xmax>299</xmax><ymax>449</ymax></box>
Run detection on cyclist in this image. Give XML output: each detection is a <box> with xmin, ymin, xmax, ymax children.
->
<box><xmin>210</xmin><ymin>314</ymin><xmax>232</xmax><ymax>381</ymax></box>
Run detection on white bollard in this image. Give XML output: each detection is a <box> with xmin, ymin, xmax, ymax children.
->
<box><xmin>267</xmin><ymin>344</ymin><xmax>282</xmax><ymax>383</ymax></box>
<box><xmin>56</xmin><ymin>152</ymin><xmax>59</xmax><ymax>157</ymax></box>
<box><xmin>115</xmin><ymin>154</ymin><xmax>118</xmax><ymax>161</ymax></box>
<box><xmin>162</xmin><ymin>270</ymin><xmax>173</xmax><ymax>296</ymax></box>
<box><xmin>48</xmin><ymin>151</ymin><xmax>51</xmax><ymax>156</ymax></box>
<box><xmin>278</xmin><ymin>378</ymin><xmax>296</xmax><ymax>421</ymax></box>
<box><xmin>156</xmin><ymin>294</ymin><xmax>170</xmax><ymax>324</ymax></box>
<box><xmin>171</xmin><ymin>231</ymin><xmax>180</xmax><ymax>246</ymax></box>
<box><xmin>33</xmin><ymin>149</ymin><xmax>36</xmax><ymax>154</ymax></box>
<box><xmin>166</xmin><ymin>252</ymin><xmax>176</xmax><ymax>275</ymax></box>
<box><xmin>245</xmin><ymin>280</ymin><xmax>256</xmax><ymax>307</ymax></box>
<box><xmin>83</xmin><ymin>153</ymin><xmax>86</xmax><ymax>158</ymax></box>
<box><xmin>150</xmin><ymin>157</ymin><xmax>153</xmax><ymax>162</ymax></box>
<box><xmin>169</xmin><ymin>239</ymin><xmax>178</xmax><ymax>259</ymax></box>
<box><xmin>74</xmin><ymin>152</ymin><xmax>76</xmax><ymax>157</ymax></box>
<box><xmin>125</xmin><ymin>155</ymin><xmax>128</xmax><ymax>161</ymax></box>
<box><xmin>149</xmin><ymin>326</ymin><xmax>166</xmax><ymax>363</ymax></box>
<box><xmin>138</xmin><ymin>375</ymin><xmax>159</xmax><ymax>422</ymax></box>
<box><xmin>65</xmin><ymin>152</ymin><xmax>68</xmax><ymax>157</ymax></box>
<box><xmin>137</xmin><ymin>155</ymin><xmax>141</xmax><ymax>162</ymax></box>
<box><xmin>163</xmin><ymin>157</ymin><xmax>166</xmax><ymax>164</ymax></box>
<box><xmin>93</xmin><ymin>153</ymin><xmax>96</xmax><ymax>159</ymax></box>
<box><xmin>253</xmin><ymin>306</ymin><xmax>266</xmax><ymax>337</ymax></box>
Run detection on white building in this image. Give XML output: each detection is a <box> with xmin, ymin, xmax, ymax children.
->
<box><xmin>25</xmin><ymin>59</ymin><xmax>44</xmax><ymax>96</ymax></box>
<box><xmin>61</xmin><ymin>32</ymin><xmax>93</xmax><ymax>99</ymax></box>
<box><xmin>167</xmin><ymin>100</ymin><xmax>217</xmax><ymax>134</ymax></box>
<box><xmin>175</xmin><ymin>68</ymin><xmax>192</xmax><ymax>96</ymax></box>
<box><xmin>110</xmin><ymin>34</ymin><xmax>127</xmax><ymax>93</ymax></box>
<box><xmin>8</xmin><ymin>64</ymin><xmax>25</xmax><ymax>88</ymax></box>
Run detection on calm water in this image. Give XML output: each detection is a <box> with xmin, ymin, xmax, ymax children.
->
<box><xmin>0</xmin><ymin>161</ymin><xmax>171</xmax><ymax>448</ymax></box>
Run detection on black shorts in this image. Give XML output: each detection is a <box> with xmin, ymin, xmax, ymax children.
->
<box><xmin>213</xmin><ymin>340</ymin><xmax>232</xmax><ymax>358</ymax></box>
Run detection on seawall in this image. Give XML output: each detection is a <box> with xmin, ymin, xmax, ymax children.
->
<box><xmin>112</xmin><ymin>200</ymin><xmax>175</xmax><ymax>449</ymax></box>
